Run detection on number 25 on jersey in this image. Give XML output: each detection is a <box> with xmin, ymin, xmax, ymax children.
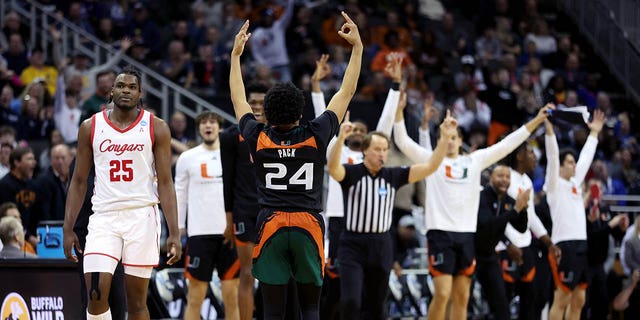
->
<box><xmin>264</xmin><ymin>162</ymin><xmax>313</xmax><ymax>190</ymax></box>
<box><xmin>110</xmin><ymin>159</ymin><xmax>133</xmax><ymax>182</ymax></box>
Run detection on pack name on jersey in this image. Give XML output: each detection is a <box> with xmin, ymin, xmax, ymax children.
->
<box><xmin>99</xmin><ymin>139</ymin><xmax>145</xmax><ymax>156</ymax></box>
<box><xmin>278</xmin><ymin>148</ymin><xmax>296</xmax><ymax>158</ymax></box>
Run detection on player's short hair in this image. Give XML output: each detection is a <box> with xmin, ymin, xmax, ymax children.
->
<box><xmin>118</xmin><ymin>65</ymin><xmax>142</xmax><ymax>91</ymax></box>
<box><xmin>559</xmin><ymin>148</ymin><xmax>577</xmax><ymax>165</ymax></box>
<box><xmin>361</xmin><ymin>131</ymin><xmax>390</xmax><ymax>151</ymax></box>
<box><xmin>195</xmin><ymin>111</ymin><xmax>224</xmax><ymax>126</ymax></box>
<box><xmin>504</xmin><ymin>141</ymin><xmax>528</xmax><ymax>169</ymax></box>
<box><xmin>264</xmin><ymin>82</ymin><xmax>304</xmax><ymax>125</ymax></box>
<box><xmin>246</xmin><ymin>82</ymin><xmax>269</xmax><ymax>98</ymax></box>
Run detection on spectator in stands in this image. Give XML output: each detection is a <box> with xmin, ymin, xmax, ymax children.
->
<box><xmin>169</xmin><ymin>111</ymin><xmax>195</xmax><ymax>164</ymax></box>
<box><xmin>434</xmin><ymin>12</ymin><xmax>469</xmax><ymax>58</ymax></box>
<box><xmin>590</xmin><ymin>159</ymin><xmax>627</xmax><ymax>196</ymax></box>
<box><xmin>53</xmin><ymin>72</ymin><xmax>81</xmax><ymax>144</ymax></box>
<box><xmin>168</xmin><ymin>19</ymin><xmax>200</xmax><ymax>57</ymax></box>
<box><xmin>249</xmin><ymin>0</ymin><xmax>294</xmax><ymax>82</ymax></box>
<box><xmin>544</xmin><ymin>34</ymin><xmax>572</xmax><ymax>71</ymax></box>
<box><xmin>159</xmin><ymin>40</ymin><xmax>194</xmax><ymax>89</ymax></box>
<box><xmin>495</xmin><ymin>15</ymin><xmax>521</xmax><ymax>56</ymax></box>
<box><xmin>454</xmin><ymin>55</ymin><xmax>487</xmax><ymax>93</ymax></box>
<box><xmin>192</xmin><ymin>0</ymin><xmax>224</xmax><ymax>29</ymax></box>
<box><xmin>613</xmin><ymin>269</ymin><xmax>640</xmax><ymax>313</ymax></box>
<box><xmin>452</xmin><ymin>85</ymin><xmax>491</xmax><ymax>134</ymax></box>
<box><xmin>518</xmin><ymin>40</ymin><xmax>541</xmax><ymax>68</ymax></box>
<box><xmin>19</xmin><ymin>94</ymin><xmax>54</xmax><ymax>142</ymax></box>
<box><xmin>481</xmin><ymin>67</ymin><xmax>522</xmax><ymax>145</ymax></box>
<box><xmin>96</xmin><ymin>16</ymin><xmax>124</xmax><ymax>46</ymax></box>
<box><xmin>0</xmin><ymin>216</ymin><xmax>37</xmax><ymax>258</ymax></box>
<box><xmin>286</xmin><ymin>6</ymin><xmax>325</xmax><ymax>58</ymax></box>
<box><xmin>0</xmin><ymin>142</ymin><xmax>12</xmax><ymax>178</ymax></box>
<box><xmin>475</xmin><ymin>21</ymin><xmax>502</xmax><ymax>64</ymax></box>
<box><xmin>31</xmin><ymin>144</ymin><xmax>71</xmax><ymax>224</ymax></box>
<box><xmin>583</xmin><ymin>179</ymin><xmax>628</xmax><ymax>319</ymax></box>
<box><xmin>557</xmin><ymin>53</ymin><xmax>585</xmax><ymax>90</ymax></box>
<box><xmin>79</xmin><ymin>70</ymin><xmax>114</xmax><ymax>122</ymax></box>
<box><xmin>20</xmin><ymin>47</ymin><xmax>58</xmax><ymax>96</ymax></box>
<box><xmin>124</xmin><ymin>2</ymin><xmax>163</xmax><ymax>60</ymax></box>
<box><xmin>370</xmin><ymin>32</ymin><xmax>413</xmax><ymax>73</ymax></box>
<box><xmin>620</xmin><ymin>216</ymin><xmax>640</xmax><ymax>315</ymax></box>
<box><xmin>525</xmin><ymin>18</ymin><xmax>557</xmax><ymax>56</ymax></box>
<box><xmin>372</xmin><ymin>11</ymin><xmax>413</xmax><ymax>52</ymax></box>
<box><xmin>543</xmin><ymin>75</ymin><xmax>568</xmax><ymax>105</ymax></box>
<box><xmin>37</xmin><ymin>129</ymin><xmax>63</xmax><ymax>172</ymax></box>
<box><xmin>619</xmin><ymin>147</ymin><xmax>640</xmax><ymax>193</ymax></box>
<box><xmin>0</xmin><ymin>202</ymin><xmax>36</xmax><ymax>254</ymax></box>
<box><xmin>413</xmin><ymin>29</ymin><xmax>447</xmax><ymax>77</ymax></box>
<box><xmin>128</xmin><ymin>39</ymin><xmax>150</xmax><ymax>65</ymax></box>
<box><xmin>3</xmin><ymin>33</ymin><xmax>28</xmax><ymax>75</ymax></box>
<box><xmin>198</xmin><ymin>26</ymin><xmax>226</xmax><ymax>58</ymax></box>
<box><xmin>192</xmin><ymin>44</ymin><xmax>223</xmax><ymax>96</ymax></box>
<box><xmin>0</xmin><ymin>84</ymin><xmax>21</xmax><ymax>130</ymax></box>
<box><xmin>0</xmin><ymin>147</ymin><xmax>36</xmax><ymax>234</ymax></box>
<box><xmin>2</xmin><ymin>11</ymin><xmax>29</xmax><ymax>48</ymax></box>
<box><xmin>66</xmin><ymin>1</ymin><xmax>95</xmax><ymax>35</ymax></box>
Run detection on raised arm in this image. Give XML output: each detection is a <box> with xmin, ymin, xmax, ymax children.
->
<box><xmin>327</xmin><ymin>114</ymin><xmax>353</xmax><ymax>182</ymax></box>
<box><xmin>375</xmin><ymin>55</ymin><xmax>403</xmax><ymax>137</ymax></box>
<box><xmin>544</xmin><ymin>119</ymin><xmax>560</xmax><ymax>193</ymax></box>
<box><xmin>408</xmin><ymin>111</ymin><xmax>457</xmax><ymax>183</ymax></box>
<box><xmin>575</xmin><ymin>109</ymin><xmax>604</xmax><ymax>184</ymax></box>
<box><xmin>326</xmin><ymin>12</ymin><xmax>363</xmax><ymax>122</ymax></box>
<box><xmin>419</xmin><ymin>95</ymin><xmax>437</xmax><ymax>151</ymax></box>
<box><xmin>393</xmin><ymin>92</ymin><xmax>431</xmax><ymax>163</ymax></box>
<box><xmin>153</xmin><ymin>117</ymin><xmax>182</xmax><ymax>265</ymax></box>
<box><xmin>476</xmin><ymin>103</ymin><xmax>554</xmax><ymax>169</ymax></box>
<box><xmin>311</xmin><ymin>54</ymin><xmax>331</xmax><ymax>117</ymax></box>
<box><xmin>230</xmin><ymin>21</ymin><xmax>253</xmax><ymax>121</ymax></box>
<box><xmin>63</xmin><ymin>119</ymin><xmax>93</xmax><ymax>262</ymax></box>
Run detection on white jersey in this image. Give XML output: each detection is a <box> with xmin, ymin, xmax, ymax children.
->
<box><xmin>393</xmin><ymin>121</ymin><xmax>531</xmax><ymax>232</ymax></box>
<box><xmin>544</xmin><ymin>134</ymin><xmax>598</xmax><ymax>244</ymax></box>
<box><xmin>91</xmin><ymin>109</ymin><xmax>158</xmax><ymax>212</ymax></box>
<box><xmin>174</xmin><ymin>145</ymin><xmax>226</xmax><ymax>236</ymax></box>
<box><xmin>498</xmin><ymin>169</ymin><xmax>548</xmax><ymax>250</ymax></box>
<box><xmin>325</xmin><ymin>144</ymin><xmax>364</xmax><ymax>217</ymax></box>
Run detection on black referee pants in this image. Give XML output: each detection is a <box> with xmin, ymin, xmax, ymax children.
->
<box><xmin>476</xmin><ymin>255</ymin><xmax>510</xmax><ymax>320</ymax></box>
<box><xmin>338</xmin><ymin>231</ymin><xmax>393</xmax><ymax>320</ymax></box>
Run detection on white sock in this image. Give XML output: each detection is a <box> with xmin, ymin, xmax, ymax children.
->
<box><xmin>87</xmin><ymin>308</ymin><xmax>112</xmax><ymax>320</ymax></box>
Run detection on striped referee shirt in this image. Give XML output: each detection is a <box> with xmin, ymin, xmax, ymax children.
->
<box><xmin>340</xmin><ymin>163</ymin><xmax>410</xmax><ymax>233</ymax></box>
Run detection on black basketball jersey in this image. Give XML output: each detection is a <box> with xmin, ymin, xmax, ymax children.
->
<box><xmin>239</xmin><ymin>110</ymin><xmax>339</xmax><ymax>212</ymax></box>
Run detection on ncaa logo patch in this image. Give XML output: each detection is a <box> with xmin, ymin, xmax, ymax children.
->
<box><xmin>378</xmin><ymin>186</ymin><xmax>388</xmax><ymax>196</ymax></box>
<box><xmin>1</xmin><ymin>292</ymin><xmax>30</xmax><ymax>320</ymax></box>
<box><xmin>141</xmin><ymin>120</ymin><xmax>148</xmax><ymax>126</ymax></box>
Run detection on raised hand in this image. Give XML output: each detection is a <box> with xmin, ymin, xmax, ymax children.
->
<box><xmin>232</xmin><ymin>20</ymin><xmax>251</xmax><ymax>57</ymax></box>
<box><xmin>537</xmin><ymin>103</ymin><xmax>555</xmax><ymax>120</ymax></box>
<box><xmin>384</xmin><ymin>54</ymin><xmax>403</xmax><ymax>83</ymax></box>
<box><xmin>337</xmin><ymin>11</ymin><xmax>361</xmax><ymax>47</ymax></box>
<box><xmin>588</xmin><ymin>109</ymin><xmax>606</xmax><ymax>134</ymax></box>
<box><xmin>311</xmin><ymin>54</ymin><xmax>332</xmax><ymax>82</ymax></box>
<box><xmin>338</xmin><ymin>111</ymin><xmax>354</xmax><ymax>139</ymax></box>
<box><xmin>438</xmin><ymin>109</ymin><xmax>458</xmax><ymax>139</ymax></box>
<box><xmin>120</xmin><ymin>37</ymin><xmax>133</xmax><ymax>52</ymax></box>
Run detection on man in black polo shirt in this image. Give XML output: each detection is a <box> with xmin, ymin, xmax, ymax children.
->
<box><xmin>475</xmin><ymin>165</ymin><xmax>529</xmax><ymax>320</ymax></box>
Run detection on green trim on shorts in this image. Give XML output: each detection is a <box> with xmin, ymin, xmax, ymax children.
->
<box><xmin>252</xmin><ymin>230</ymin><xmax>323</xmax><ymax>286</ymax></box>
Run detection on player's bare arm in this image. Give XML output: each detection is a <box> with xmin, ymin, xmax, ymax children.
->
<box><xmin>153</xmin><ymin>116</ymin><xmax>182</xmax><ymax>265</ymax></box>
<box><xmin>230</xmin><ymin>20</ymin><xmax>253</xmax><ymax>122</ymax></box>
<box><xmin>63</xmin><ymin>118</ymin><xmax>93</xmax><ymax>262</ymax></box>
<box><xmin>326</xmin><ymin>12</ymin><xmax>363</xmax><ymax>122</ymax></box>
<box><xmin>328</xmin><ymin>112</ymin><xmax>354</xmax><ymax>182</ymax></box>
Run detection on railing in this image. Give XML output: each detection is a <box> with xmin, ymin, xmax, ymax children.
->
<box><xmin>597</xmin><ymin>0</ymin><xmax>640</xmax><ymax>51</ymax></box>
<box><xmin>556</xmin><ymin>0</ymin><xmax>640</xmax><ymax>107</ymax></box>
<box><xmin>0</xmin><ymin>0</ymin><xmax>236</xmax><ymax>123</ymax></box>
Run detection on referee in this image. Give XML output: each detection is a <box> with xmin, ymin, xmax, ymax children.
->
<box><xmin>327</xmin><ymin>112</ymin><xmax>457</xmax><ymax>320</ymax></box>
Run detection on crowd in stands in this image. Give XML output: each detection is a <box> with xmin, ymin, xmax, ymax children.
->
<box><xmin>1</xmin><ymin>0</ymin><xmax>640</xmax><ymax>318</ymax></box>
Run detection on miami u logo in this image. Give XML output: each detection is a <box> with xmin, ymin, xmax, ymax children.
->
<box><xmin>445</xmin><ymin>165</ymin><xmax>468</xmax><ymax>179</ymax></box>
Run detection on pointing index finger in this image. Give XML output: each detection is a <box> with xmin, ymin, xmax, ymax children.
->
<box><xmin>341</xmin><ymin>11</ymin><xmax>354</xmax><ymax>24</ymax></box>
<box><xmin>345</xmin><ymin>111</ymin><xmax>350</xmax><ymax>122</ymax></box>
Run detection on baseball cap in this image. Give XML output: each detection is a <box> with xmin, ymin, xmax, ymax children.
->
<box><xmin>398</xmin><ymin>215</ymin><xmax>416</xmax><ymax>228</ymax></box>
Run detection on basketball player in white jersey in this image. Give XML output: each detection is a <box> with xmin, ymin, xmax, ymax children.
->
<box><xmin>175</xmin><ymin>111</ymin><xmax>240</xmax><ymax>320</ymax></box>
<box><xmin>63</xmin><ymin>66</ymin><xmax>182</xmax><ymax>320</ymax></box>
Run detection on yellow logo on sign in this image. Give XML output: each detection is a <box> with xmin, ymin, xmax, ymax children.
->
<box><xmin>1</xmin><ymin>292</ymin><xmax>30</xmax><ymax>320</ymax></box>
